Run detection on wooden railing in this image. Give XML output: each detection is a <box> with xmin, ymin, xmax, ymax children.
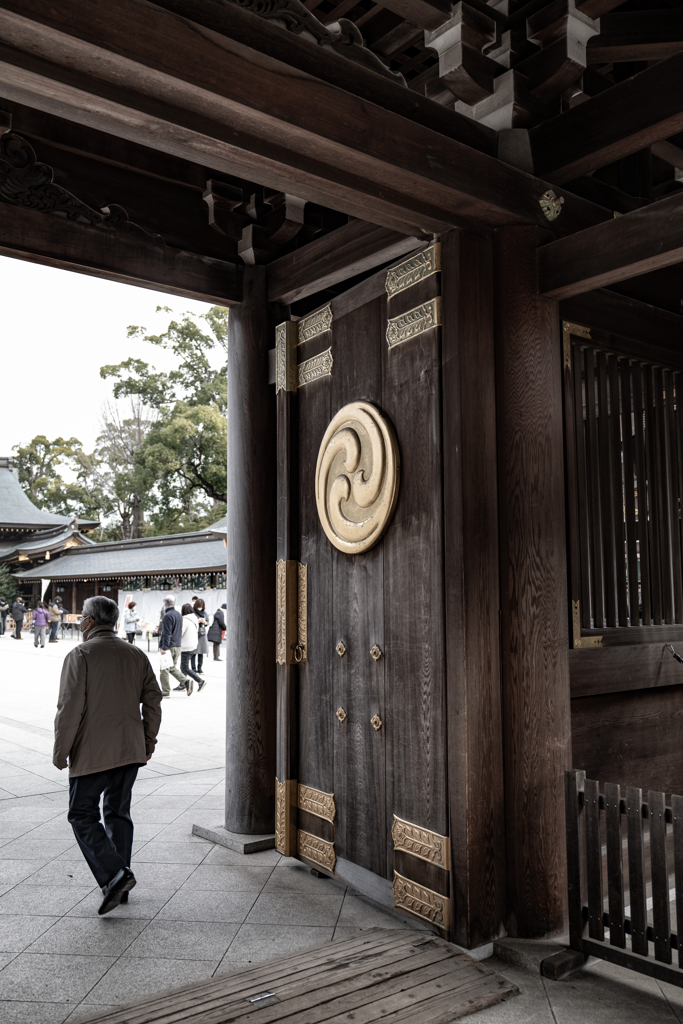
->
<box><xmin>566</xmin><ymin>769</ymin><xmax>683</xmax><ymax>987</ymax></box>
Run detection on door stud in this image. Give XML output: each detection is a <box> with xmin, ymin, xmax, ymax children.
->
<box><xmin>336</xmin><ymin>707</ymin><xmax>347</xmax><ymax>723</ymax></box>
<box><xmin>370</xmin><ymin>645</ymin><xmax>382</xmax><ymax>661</ymax></box>
<box><xmin>336</xmin><ymin>640</ymin><xmax>347</xmax><ymax>657</ymax></box>
<box><xmin>371</xmin><ymin>714</ymin><xmax>383</xmax><ymax>731</ymax></box>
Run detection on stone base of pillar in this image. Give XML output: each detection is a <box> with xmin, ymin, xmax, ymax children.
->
<box><xmin>192</xmin><ymin>823</ymin><xmax>275</xmax><ymax>854</ymax></box>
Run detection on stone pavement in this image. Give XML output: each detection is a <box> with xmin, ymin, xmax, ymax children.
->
<box><xmin>2</xmin><ymin>633</ymin><xmax>683</xmax><ymax>1023</ymax></box>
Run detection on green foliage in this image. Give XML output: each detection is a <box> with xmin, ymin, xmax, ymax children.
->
<box><xmin>0</xmin><ymin>565</ymin><xmax>19</xmax><ymax>606</ymax></box>
<box><xmin>13</xmin><ymin>436</ymin><xmax>114</xmax><ymax>523</ymax></box>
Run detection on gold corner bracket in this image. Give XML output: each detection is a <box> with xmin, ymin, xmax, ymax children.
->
<box><xmin>275</xmin><ymin>321</ymin><xmax>298</xmax><ymax>393</ymax></box>
<box><xmin>561</xmin><ymin>321</ymin><xmax>591</xmax><ymax>370</ymax></box>
<box><xmin>275</xmin><ymin>777</ymin><xmax>298</xmax><ymax>857</ymax></box>
<box><xmin>276</xmin><ymin>560</ymin><xmax>308</xmax><ymax>664</ymax></box>
<box><xmin>392</xmin><ymin>872</ymin><xmax>450</xmax><ymax>932</ymax></box>
<box><xmin>571</xmin><ymin>599</ymin><xmax>602</xmax><ymax>649</ymax></box>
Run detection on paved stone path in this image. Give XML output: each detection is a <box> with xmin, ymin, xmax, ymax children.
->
<box><xmin>2</xmin><ymin>633</ymin><xmax>683</xmax><ymax>1023</ymax></box>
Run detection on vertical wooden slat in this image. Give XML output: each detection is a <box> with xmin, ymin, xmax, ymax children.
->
<box><xmin>573</xmin><ymin>345</ymin><xmax>593</xmax><ymax>629</ymax></box>
<box><xmin>649</xmin><ymin>789</ymin><xmax>672</xmax><ymax>964</ymax></box>
<box><xmin>585</xmin><ymin>349</ymin><xmax>605</xmax><ymax>628</ymax></box>
<box><xmin>626</xmin><ymin>786</ymin><xmax>648</xmax><ymax>957</ymax></box>
<box><xmin>564</xmin><ymin>338</ymin><xmax>586</xmax><ymax>634</ymax></box>
<box><xmin>597</xmin><ymin>352</ymin><xmax>618</xmax><ymax>627</ymax></box>
<box><xmin>620</xmin><ymin>361</ymin><xmax>640</xmax><ymax>626</ymax></box>
<box><xmin>672</xmin><ymin>793</ymin><xmax>683</xmax><ymax>968</ymax></box>
<box><xmin>632</xmin><ymin>364</ymin><xmax>652</xmax><ymax>625</ymax></box>
<box><xmin>674</xmin><ymin>372</ymin><xmax>683</xmax><ymax>624</ymax></box>
<box><xmin>565</xmin><ymin>770</ymin><xmax>586</xmax><ymax>952</ymax></box>
<box><xmin>655</xmin><ymin>368</ymin><xmax>675</xmax><ymax>623</ymax></box>
<box><xmin>644</xmin><ymin>366</ymin><xmax>663</xmax><ymax>624</ymax></box>
<box><xmin>665</xmin><ymin>371</ymin><xmax>683</xmax><ymax>622</ymax></box>
<box><xmin>608</xmin><ymin>355</ymin><xmax>628</xmax><ymax>626</ymax></box>
<box><xmin>604</xmin><ymin>782</ymin><xmax>625</xmax><ymax>948</ymax></box>
<box><xmin>585</xmin><ymin>777</ymin><xmax>604</xmax><ymax>940</ymax></box>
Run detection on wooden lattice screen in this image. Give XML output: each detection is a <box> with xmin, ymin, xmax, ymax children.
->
<box><xmin>564</xmin><ymin>322</ymin><xmax>683</xmax><ymax>641</ymax></box>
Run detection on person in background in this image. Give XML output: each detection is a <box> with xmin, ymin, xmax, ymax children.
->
<box><xmin>124</xmin><ymin>601</ymin><xmax>140</xmax><ymax>644</ymax></box>
<box><xmin>178</xmin><ymin>603</ymin><xmax>204</xmax><ymax>695</ymax></box>
<box><xmin>0</xmin><ymin>595</ymin><xmax>8</xmax><ymax>636</ymax></box>
<box><xmin>33</xmin><ymin>601</ymin><xmax>50</xmax><ymax>649</ymax></box>
<box><xmin>207</xmin><ymin>603</ymin><xmax>226</xmax><ymax>661</ymax></box>
<box><xmin>48</xmin><ymin>596</ymin><xmax>63</xmax><ymax>643</ymax></box>
<box><xmin>158</xmin><ymin>596</ymin><xmax>187</xmax><ymax>699</ymax></box>
<box><xmin>191</xmin><ymin>597</ymin><xmax>209</xmax><ymax>677</ymax></box>
<box><xmin>53</xmin><ymin>595</ymin><xmax>162</xmax><ymax>915</ymax></box>
<box><xmin>11</xmin><ymin>596</ymin><xmax>26</xmax><ymax>639</ymax></box>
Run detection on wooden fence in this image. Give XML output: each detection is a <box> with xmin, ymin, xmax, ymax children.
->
<box><xmin>566</xmin><ymin>769</ymin><xmax>683</xmax><ymax>986</ymax></box>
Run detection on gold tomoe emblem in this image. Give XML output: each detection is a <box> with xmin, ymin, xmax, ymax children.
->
<box><xmin>315</xmin><ymin>401</ymin><xmax>400</xmax><ymax>555</ymax></box>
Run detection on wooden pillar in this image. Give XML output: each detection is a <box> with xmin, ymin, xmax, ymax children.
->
<box><xmin>225</xmin><ymin>265</ymin><xmax>277</xmax><ymax>835</ymax></box>
<box><xmin>71</xmin><ymin>580</ymin><xmax>77</xmax><ymax>615</ymax></box>
<box><xmin>442</xmin><ymin>229</ymin><xmax>506</xmax><ymax>948</ymax></box>
<box><xmin>494</xmin><ymin>226</ymin><xmax>571</xmax><ymax>937</ymax></box>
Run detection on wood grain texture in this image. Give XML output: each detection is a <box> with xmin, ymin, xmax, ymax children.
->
<box><xmin>0</xmin><ymin>201</ymin><xmax>242</xmax><ymax>304</ymax></box>
<box><xmin>225</xmin><ymin>266</ymin><xmax>276</xmax><ymax>834</ymax></box>
<box><xmin>572</xmin><ymin>687</ymin><xmax>683</xmax><ymax>797</ymax></box>
<box><xmin>559</xmin><ymin>291</ymin><xmax>683</xmax><ymax>362</ymax></box>
<box><xmin>569</xmin><ymin>643</ymin><xmax>683</xmax><ymax>697</ymax></box>
<box><xmin>276</xmin><ymin>387</ymin><xmax>298</xmax><ymax>785</ymax></box>
<box><xmin>441</xmin><ymin>230</ymin><xmax>505</xmax><ymax>948</ymax></box>
<box><xmin>383</xmin><ymin>271</ymin><xmax>448</xmax><ymax>884</ymax></box>
<box><xmin>494</xmin><ymin>226</ymin><xmax>571</xmax><ymax>938</ymax></box>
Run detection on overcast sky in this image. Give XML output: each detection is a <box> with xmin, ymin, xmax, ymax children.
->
<box><xmin>1</xmin><ymin>254</ymin><xmax>215</xmax><ymax>454</ymax></box>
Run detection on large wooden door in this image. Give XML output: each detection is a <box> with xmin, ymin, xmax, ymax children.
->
<box><xmin>276</xmin><ymin>245</ymin><xmax>449</xmax><ymax>927</ymax></box>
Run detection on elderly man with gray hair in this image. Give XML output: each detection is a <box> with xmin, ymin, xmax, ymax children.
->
<box><xmin>158</xmin><ymin>594</ymin><xmax>189</xmax><ymax>697</ymax></box>
<box><xmin>53</xmin><ymin>595</ymin><xmax>162</xmax><ymax>915</ymax></box>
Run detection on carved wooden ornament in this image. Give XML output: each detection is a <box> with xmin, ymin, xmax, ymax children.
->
<box><xmin>315</xmin><ymin>402</ymin><xmax>399</xmax><ymax>555</ymax></box>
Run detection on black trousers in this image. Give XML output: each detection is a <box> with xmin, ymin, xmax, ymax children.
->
<box><xmin>13</xmin><ymin>617</ymin><xmax>22</xmax><ymax>638</ymax></box>
<box><xmin>68</xmin><ymin>764</ymin><xmax>139</xmax><ymax>888</ymax></box>
<box><xmin>0</xmin><ymin>612</ymin><xmax>6</xmax><ymax>634</ymax></box>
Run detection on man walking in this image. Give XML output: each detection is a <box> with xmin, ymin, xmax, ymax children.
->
<box><xmin>48</xmin><ymin>596</ymin><xmax>62</xmax><ymax>643</ymax></box>
<box><xmin>158</xmin><ymin>595</ymin><xmax>187</xmax><ymax>698</ymax></box>
<box><xmin>53</xmin><ymin>595</ymin><xmax>162</xmax><ymax>915</ymax></box>
<box><xmin>11</xmin><ymin>596</ymin><xmax>26</xmax><ymax>639</ymax></box>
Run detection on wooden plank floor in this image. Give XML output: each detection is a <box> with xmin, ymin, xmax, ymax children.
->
<box><xmin>74</xmin><ymin>928</ymin><xmax>518</xmax><ymax>1024</ymax></box>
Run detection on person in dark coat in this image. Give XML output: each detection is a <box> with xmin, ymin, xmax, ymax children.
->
<box><xmin>11</xmin><ymin>597</ymin><xmax>26</xmax><ymax>639</ymax></box>
<box><xmin>158</xmin><ymin>596</ymin><xmax>187</xmax><ymax>698</ymax></box>
<box><xmin>0</xmin><ymin>596</ymin><xmax>9</xmax><ymax>636</ymax></box>
<box><xmin>207</xmin><ymin>603</ymin><xmax>226</xmax><ymax>662</ymax></box>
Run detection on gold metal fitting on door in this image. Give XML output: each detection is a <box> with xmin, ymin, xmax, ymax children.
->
<box><xmin>371</xmin><ymin>714</ymin><xmax>383</xmax><ymax>731</ymax></box>
<box><xmin>336</xmin><ymin>707</ymin><xmax>347</xmax><ymax>723</ymax></box>
<box><xmin>370</xmin><ymin>645</ymin><xmax>382</xmax><ymax>661</ymax></box>
<box><xmin>336</xmin><ymin>640</ymin><xmax>347</xmax><ymax>658</ymax></box>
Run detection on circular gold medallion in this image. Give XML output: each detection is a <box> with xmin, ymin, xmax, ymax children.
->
<box><xmin>315</xmin><ymin>401</ymin><xmax>399</xmax><ymax>555</ymax></box>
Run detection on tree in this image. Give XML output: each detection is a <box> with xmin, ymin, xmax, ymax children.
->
<box><xmin>13</xmin><ymin>436</ymin><xmax>112</xmax><ymax>523</ymax></box>
<box><xmin>0</xmin><ymin>565</ymin><xmax>19</xmax><ymax>606</ymax></box>
<box><xmin>96</xmin><ymin>401</ymin><xmax>157</xmax><ymax>540</ymax></box>
<box><xmin>100</xmin><ymin>306</ymin><xmax>228</xmax><ymax>532</ymax></box>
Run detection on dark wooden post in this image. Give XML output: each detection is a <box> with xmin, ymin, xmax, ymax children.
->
<box><xmin>494</xmin><ymin>226</ymin><xmax>571</xmax><ymax>937</ymax></box>
<box><xmin>225</xmin><ymin>265</ymin><xmax>277</xmax><ymax>835</ymax></box>
<box><xmin>442</xmin><ymin>229</ymin><xmax>506</xmax><ymax>948</ymax></box>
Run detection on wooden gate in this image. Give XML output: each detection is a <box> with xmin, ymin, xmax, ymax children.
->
<box><xmin>274</xmin><ymin>243</ymin><xmax>451</xmax><ymax>932</ymax></box>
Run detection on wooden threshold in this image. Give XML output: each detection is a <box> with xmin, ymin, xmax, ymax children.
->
<box><xmin>72</xmin><ymin>928</ymin><xmax>518</xmax><ymax>1024</ymax></box>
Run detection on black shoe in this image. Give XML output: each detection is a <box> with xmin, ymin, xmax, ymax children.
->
<box><xmin>213</xmin><ymin>658</ymin><xmax>222</xmax><ymax>662</ymax></box>
<box><xmin>120</xmin><ymin>891</ymin><xmax>129</xmax><ymax>904</ymax></box>
<box><xmin>173</xmin><ymin>683</ymin><xmax>187</xmax><ymax>691</ymax></box>
<box><xmin>98</xmin><ymin>867</ymin><xmax>136</xmax><ymax>915</ymax></box>
<box><xmin>186</xmin><ymin>678</ymin><xmax>194</xmax><ymax>696</ymax></box>
<box><xmin>198</xmin><ymin>678</ymin><xmax>207</xmax><ymax>692</ymax></box>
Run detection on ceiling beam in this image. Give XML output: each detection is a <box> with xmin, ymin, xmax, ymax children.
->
<box><xmin>538</xmin><ymin>191</ymin><xmax>683</xmax><ymax>300</ymax></box>
<box><xmin>267</xmin><ymin>220</ymin><xmax>423</xmax><ymax>305</ymax></box>
<box><xmin>373</xmin><ymin>0</ymin><xmax>453</xmax><ymax>31</ymax></box>
<box><xmin>0</xmin><ymin>0</ymin><xmax>610</xmax><ymax>239</ymax></box>
<box><xmin>530</xmin><ymin>52</ymin><xmax>683</xmax><ymax>184</ymax></box>
<box><xmin>587</xmin><ymin>11</ymin><xmax>683</xmax><ymax>64</ymax></box>
<box><xmin>0</xmin><ymin>201</ymin><xmax>242</xmax><ymax>304</ymax></box>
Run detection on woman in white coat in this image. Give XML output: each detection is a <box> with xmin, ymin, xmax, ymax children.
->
<box><xmin>178</xmin><ymin>603</ymin><xmax>204</xmax><ymax>695</ymax></box>
<box><xmin>123</xmin><ymin>601</ymin><xmax>140</xmax><ymax>644</ymax></box>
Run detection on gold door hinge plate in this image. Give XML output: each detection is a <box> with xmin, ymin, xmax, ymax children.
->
<box><xmin>392</xmin><ymin>815</ymin><xmax>450</xmax><ymax>870</ymax></box>
<box><xmin>298</xmin><ymin>784</ymin><xmax>336</xmax><ymax>823</ymax></box>
<box><xmin>386</xmin><ymin>242</ymin><xmax>441</xmax><ymax>298</ymax></box>
<box><xmin>298</xmin><ymin>304</ymin><xmax>332</xmax><ymax>345</ymax></box>
<box><xmin>298</xmin><ymin>348</ymin><xmax>333</xmax><ymax>388</ymax></box>
<box><xmin>276</xmin><ymin>560</ymin><xmax>307</xmax><ymax>664</ymax></box>
<box><xmin>387</xmin><ymin>297</ymin><xmax>441</xmax><ymax>349</ymax></box>
<box><xmin>571</xmin><ymin>599</ymin><xmax>602</xmax><ymax>649</ymax></box>
<box><xmin>275</xmin><ymin>321</ymin><xmax>298</xmax><ymax>393</ymax></box>
<box><xmin>392</xmin><ymin>871</ymin><xmax>450</xmax><ymax>931</ymax></box>
<box><xmin>275</xmin><ymin>777</ymin><xmax>297</xmax><ymax>857</ymax></box>
<box><xmin>298</xmin><ymin>830</ymin><xmax>336</xmax><ymax>872</ymax></box>
<box><xmin>562</xmin><ymin>320</ymin><xmax>591</xmax><ymax>370</ymax></box>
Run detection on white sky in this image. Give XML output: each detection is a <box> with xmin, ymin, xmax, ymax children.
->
<box><xmin>1</xmin><ymin>254</ymin><xmax>215</xmax><ymax>453</ymax></box>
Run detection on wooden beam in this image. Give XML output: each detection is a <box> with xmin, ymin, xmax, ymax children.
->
<box><xmin>267</xmin><ymin>220</ymin><xmax>423</xmax><ymax>305</ymax></box>
<box><xmin>530</xmin><ymin>53</ymin><xmax>683</xmax><ymax>184</ymax></box>
<box><xmin>0</xmin><ymin>202</ymin><xmax>242</xmax><ymax>305</ymax></box>
<box><xmin>373</xmin><ymin>0</ymin><xmax>453</xmax><ymax>31</ymax></box>
<box><xmin>587</xmin><ymin>11</ymin><xmax>683</xmax><ymax>64</ymax></box>
<box><xmin>559</xmin><ymin>289</ymin><xmax>683</xmax><ymax>359</ymax></box>
<box><xmin>0</xmin><ymin>0</ymin><xmax>610</xmax><ymax>238</ymax></box>
<box><xmin>538</xmin><ymin>191</ymin><xmax>683</xmax><ymax>300</ymax></box>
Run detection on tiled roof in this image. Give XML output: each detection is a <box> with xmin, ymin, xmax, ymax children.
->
<box><xmin>0</xmin><ymin>466</ymin><xmax>71</xmax><ymax>528</ymax></box>
<box><xmin>14</xmin><ymin>536</ymin><xmax>227</xmax><ymax>580</ymax></box>
<box><xmin>0</xmin><ymin>527</ymin><xmax>94</xmax><ymax>561</ymax></box>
